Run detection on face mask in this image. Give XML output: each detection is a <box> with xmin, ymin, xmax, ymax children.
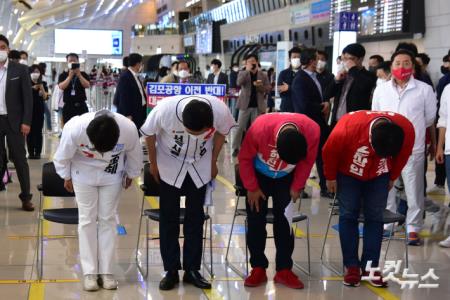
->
<box><xmin>232</xmin><ymin>67</ymin><xmax>239</xmax><ymax>72</ymax></box>
<box><xmin>368</xmin><ymin>66</ymin><xmax>377</xmax><ymax>73</ymax></box>
<box><xmin>19</xmin><ymin>59</ymin><xmax>28</xmax><ymax>65</ymax></box>
<box><xmin>376</xmin><ymin>78</ymin><xmax>387</xmax><ymax>86</ymax></box>
<box><xmin>392</xmin><ymin>67</ymin><xmax>413</xmax><ymax>81</ymax></box>
<box><xmin>291</xmin><ymin>58</ymin><xmax>301</xmax><ymax>69</ymax></box>
<box><xmin>336</xmin><ymin>62</ymin><xmax>345</xmax><ymax>73</ymax></box>
<box><xmin>178</xmin><ymin>70</ymin><xmax>190</xmax><ymax>79</ymax></box>
<box><xmin>316</xmin><ymin>60</ymin><xmax>327</xmax><ymax>70</ymax></box>
<box><xmin>343</xmin><ymin>61</ymin><xmax>351</xmax><ymax>72</ymax></box>
<box><xmin>0</xmin><ymin>50</ymin><xmax>7</xmax><ymax>62</ymax></box>
<box><xmin>68</xmin><ymin>63</ymin><xmax>73</xmax><ymax>70</ymax></box>
<box><xmin>441</xmin><ymin>66</ymin><xmax>449</xmax><ymax>75</ymax></box>
<box><xmin>30</xmin><ymin>73</ymin><xmax>40</xmax><ymax>81</ymax></box>
<box><xmin>173</xmin><ymin>70</ymin><xmax>179</xmax><ymax>76</ymax></box>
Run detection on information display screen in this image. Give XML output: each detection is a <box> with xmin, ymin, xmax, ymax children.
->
<box><xmin>195</xmin><ymin>24</ymin><xmax>213</xmax><ymax>54</ymax></box>
<box><xmin>55</xmin><ymin>29</ymin><xmax>123</xmax><ymax>56</ymax></box>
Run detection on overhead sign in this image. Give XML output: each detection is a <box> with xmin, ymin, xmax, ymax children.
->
<box><xmin>311</xmin><ymin>0</ymin><xmax>331</xmax><ymax>21</ymax></box>
<box><xmin>146</xmin><ymin>83</ymin><xmax>226</xmax><ymax>107</ymax></box>
<box><xmin>291</xmin><ymin>2</ymin><xmax>311</xmax><ymax>25</ymax></box>
<box><xmin>334</xmin><ymin>11</ymin><xmax>359</xmax><ymax>32</ymax></box>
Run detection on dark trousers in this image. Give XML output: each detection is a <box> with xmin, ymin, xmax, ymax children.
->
<box><xmin>0</xmin><ymin>116</ymin><xmax>31</xmax><ymax>202</ymax></box>
<box><xmin>246</xmin><ymin>172</ymin><xmax>294</xmax><ymax>271</ymax></box>
<box><xmin>159</xmin><ymin>175</ymin><xmax>206</xmax><ymax>271</ymax></box>
<box><xmin>435</xmin><ymin>160</ymin><xmax>446</xmax><ymax>186</ymax></box>
<box><xmin>62</xmin><ymin>102</ymin><xmax>88</xmax><ymax>124</ymax></box>
<box><xmin>316</xmin><ymin>124</ymin><xmax>330</xmax><ymax>192</ymax></box>
<box><xmin>337</xmin><ymin>173</ymin><xmax>389</xmax><ymax>269</ymax></box>
<box><xmin>27</xmin><ymin>115</ymin><xmax>44</xmax><ymax>156</ymax></box>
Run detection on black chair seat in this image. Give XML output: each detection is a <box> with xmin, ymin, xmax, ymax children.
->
<box><xmin>144</xmin><ymin>208</ymin><xmax>211</xmax><ymax>223</ymax></box>
<box><xmin>236</xmin><ymin>208</ymin><xmax>307</xmax><ymax>223</ymax></box>
<box><xmin>43</xmin><ymin>208</ymin><xmax>79</xmax><ymax>224</ymax></box>
<box><xmin>358</xmin><ymin>209</ymin><xmax>405</xmax><ymax>224</ymax></box>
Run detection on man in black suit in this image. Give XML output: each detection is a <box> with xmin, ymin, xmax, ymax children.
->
<box><xmin>115</xmin><ymin>53</ymin><xmax>147</xmax><ymax>131</ymax></box>
<box><xmin>206</xmin><ymin>59</ymin><xmax>228</xmax><ymax>88</ymax></box>
<box><xmin>291</xmin><ymin>48</ymin><xmax>332</xmax><ymax>198</ymax></box>
<box><xmin>0</xmin><ymin>34</ymin><xmax>34</xmax><ymax>211</ymax></box>
<box><xmin>277</xmin><ymin>47</ymin><xmax>302</xmax><ymax>112</ymax></box>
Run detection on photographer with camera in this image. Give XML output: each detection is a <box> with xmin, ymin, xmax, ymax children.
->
<box><xmin>231</xmin><ymin>53</ymin><xmax>271</xmax><ymax>157</ymax></box>
<box><xmin>58</xmin><ymin>53</ymin><xmax>90</xmax><ymax>124</ymax></box>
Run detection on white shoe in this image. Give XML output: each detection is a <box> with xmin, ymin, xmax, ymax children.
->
<box><xmin>431</xmin><ymin>205</ymin><xmax>450</xmax><ymax>235</ymax></box>
<box><xmin>99</xmin><ymin>274</ymin><xmax>118</xmax><ymax>290</ymax></box>
<box><xmin>83</xmin><ymin>274</ymin><xmax>99</xmax><ymax>291</ymax></box>
<box><xmin>427</xmin><ymin>185</ymin><xmax>446</xmax><ymax>195</ymax></box>
<box><xmin>439</xmin><ymin>236</ymin><xmax>450</xmax><ymax>248</ymax></box>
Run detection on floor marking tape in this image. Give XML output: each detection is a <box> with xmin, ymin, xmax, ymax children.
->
<box><xmin>203</xmin><ymin>287</ymin><xmax>225</xmax><ymax>300</ymax></box>
<box><xmin>8</xmin><ymin>235</ymin><xmax>77</xmax><ymax>240</ymax></box>
<box><xmin>320</xmin><ymin>277</ymin><xmax>400</xmax><ymax>300</ymax></box>
<box><xmin>28</xmin><ymin>282</ymin><xmax>44</xmax><ymax>300</ymax></box>
<box><xmin>0</xmin><ymin>279</ymin><xmax>80</xmax><ymax>284</ymax></box>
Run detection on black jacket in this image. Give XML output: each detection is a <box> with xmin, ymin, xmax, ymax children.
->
<box><xmin>291</xmin><ymin>69</ymin><xmax>327</xmax><ymax>127</ymax></box>
<box><xmin>327</xmin><ymin>66</ymin><xmax>376</xmax><ymax>124</ymax></box>
<box><xmin>317</xmin><ymin>70</ymin><xmax>334</xmax><ymax>100</ymax></box>
<box><xmin>277</xmin><ymin>67</ymin><xmax>298</xmax><ymax>112</ymax></box>
<box><xmin>115</xmin><ymin>69</ymin><xmax>146</xmax><ymax>130</ymax></box>
<box><xmin>206</xmin><ymin>72</ymin><xmax>229</xmax><ymax>89</ymax></box>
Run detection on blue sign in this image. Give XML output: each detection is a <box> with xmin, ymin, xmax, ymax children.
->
<box><xmin>311</xmin><ymin>0</ymin><xmax>331</xmax><ymax>20</ymax></box>
<box><xmin>146</xmin><ymin>83</ymin><xmax>227</xmax><ymax>107</ymax></box>
<box><xmin>334</xmin><ymin>11</ymin><xmax>358</xmax><ymax>32</ymax></box>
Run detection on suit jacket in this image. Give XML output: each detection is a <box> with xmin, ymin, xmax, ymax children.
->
<box><xmin>291</xmin><ymin>69</ymin><xmax>327</xmax><ymax>127</ymax></box>
<box><xmin>236</xmin><ymin>70</ymin><xmax>271</xmax><ymax>113</ymax></box>
<box><xmin>206</xmin><ymin>72</ymin><xmax>229</xmax><ymax>89</ymax></box>
<box><xmin>277</xmin><ymin>67</ymin><xmax>298</xmax><ymax>112</ymax></box>
<box><xmin>115</xmin><ymin>69</ymin><xmax>146</xmax><ymax>130</ymax></box>
<box><xmin>5</xmin><ymin>60</ymin><xmax>33</xmax><ymax>133</ymax></box>
<box><xmin>327</xmin><ymin>66</ymin><xmax>376</xmax><ymax>124</ymax></box>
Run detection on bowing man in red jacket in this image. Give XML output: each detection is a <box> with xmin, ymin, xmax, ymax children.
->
<box><xmin>323</xmin><ymin>110</ymin><xmax>415</xmax><ymax>288</ymax></box>
<box><xmin>238</xmin><ymin>112</ymin><xmax>320</xmax><ymax>289</ymax></box>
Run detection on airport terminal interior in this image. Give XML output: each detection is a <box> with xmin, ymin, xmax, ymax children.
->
<box><xmin>1</xmin><ymin>0</ymin><xmax>450</xmax><ymax>299</ymax></box>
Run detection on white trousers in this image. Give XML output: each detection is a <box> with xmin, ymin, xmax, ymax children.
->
<box><xmin>73</xmin><ymin>182</ymin><xmax>122</xmax><ymax>275</ymax></box>
<box><xmin>386</xmin><ymin>153</ymin><xmax>425</xmax><ymax>233</ymax></box>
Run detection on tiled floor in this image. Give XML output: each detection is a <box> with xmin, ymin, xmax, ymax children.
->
<box><xmin>0</xmin><ymin>134</ymin><xmax>449</xmax><ymax>299</ymax></box>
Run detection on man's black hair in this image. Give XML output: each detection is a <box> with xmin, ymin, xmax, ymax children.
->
<box><xmin>8</xmin><ymin>50</ymin><xmax>20</xmax><ymax>60</ymax></box>
<box><xmin>210</xmin><ymin>59</ymin><xmax>222</xmax><ymax>69</ymax></box>
<box><xmin>376</xmin><ymin>61</ymin><xmax>391</xmax><ymax>73</ymax></box>
<box><xmin>417</xmin><ymin>53</ymin><xmax>431</xmax><ymax>65</ymax></box>
<box><xmin>317</xmin><ymin>50</ymin><xmax>328</xmax><ymax>61</ymax></box>
<box><xmin>231</xmin><ymin>62</ymin><xmax>239</xmax><ymax>67</ymax></box>
<box><xmin>369</xmin><ymin>54</ymin><xmax>384</xmax><ymax>64</ymax></box>
<box><xmin>391</xmin><ymin>50</ymin><xmax>416</xmax><ymax>64</ymax></box>
<box><xmin>29</xmin><ymin>64</ymin><xmax>41</xmax><ymax>74</ymax></box>
<box><xmin>371</xmin><ymin>122</ymin><xmax>404</xmax><ymax>157</ymax></box>
<box><xmin>288</xmin><ymin>47</ymin><xmax>302</xmax><ymax>58</ymax></box>
<box><xmin>66</xmin><ymin>52</ymin><xmax>79</xmax><ymax>60</ymax></box>
<box><xmin>277</xmin><ymin>128</ymin><xmax>307</xmax><ymax>165</ymax></box>
<box><xmin>171</xmin><ymin>61</ymin><xmax>179</xmax><ymax>67</ymax></box>
<box><xmin>177</xmin><ymin>60</ymin><xmax>190</xmax><ymax>70</ymax></box>
<box><xmin>38</xmin><ymin>62</ymin><xmax>47</xmax><ymax>74</ymax></box>
<box><xmin>128</xmin><ymin>53</ymin><xmax>143</xmax><ymax>67</ymax></box>
<box><xmin>443</xmin><ymin>55</ymin><xmax>449</xmax><ymax>63</ymax></box>
<box><xmin>0</xmin><ymin>34</ymin><xmax>9</xmax><ymax>47</ymax></box>
<box><xmin>300</xmin><ymin>48</ymin><xmax>317</xmax><ymax>66</ymax></box>
<box><xmin>122</xmin><ymin>56</ymin><xmax>129</xmax><ymax>68</ymax></box>
<box><xmin>86</xmin><ymin>115</ymin><xmax>120</xmax><ymax>153</ymax></box>
<box><xmin>395</xmin><ymin>42</ymin><xmax>418</xmax><ymax>57</ymax></box>
<box><xmin>182</xmin><ymin>100</ymin><xmax>213</xmax><ymax>132</ymax></box>
<box><xmin>19</xmin><ymin>50</ymin><xmax>28</xmax><ymax>58</ymax></box>
<box><xmin>245</xmin><ymin>53</ymin><xmax>259</xmax><ymax>62</ymax></box>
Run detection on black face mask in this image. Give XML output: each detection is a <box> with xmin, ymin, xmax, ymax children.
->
<box><xmin>368</xmin><ymin>66</ymin><xmax>377</xmax><ymax>73</ymax></box>
<box><xmin>441</xmin><ymin>66</ymin><xmax>449</xmax><ymax>75</ymax></box>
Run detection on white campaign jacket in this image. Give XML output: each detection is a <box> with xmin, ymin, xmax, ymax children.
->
<box><xmin>437</xmin><ymin>85</ymin><xmax>450</xmax><ymax>154</ymax></box>
<box><xmin>140</xmin><ymin>95</ymin><xmax>236</xmax><ymax>189</ymax></box>
<box><xmin>372</xmin><ymin>78</ymin><xmax>436</xmax><ymax>155</ymax></box>
<box><xmin>54</xmin><ymin>111</ymin><xmax>143</xmax><ymax>186</ymax></box>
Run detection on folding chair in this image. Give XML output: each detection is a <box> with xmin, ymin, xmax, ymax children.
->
<box><xmin>135</xmin><ymin>163</ymin><xmax>214</xmax><ymax>279</ymax></box>
<box><xmin>225</xmin><ymin>165</ymin><xmax>311</xmax><ymax>278</ymax></box>
<box><xmin>320</xmin><ymin>195</ymin><xmax>409</xmax><ymax>275</ymax></box>
<box><xmin>36</xmin><ymin>162</ymin><xmax>77</xmax><ymax>280</ymax></box>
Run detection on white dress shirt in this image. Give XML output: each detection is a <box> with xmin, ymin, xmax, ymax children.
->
<box><xmin>54</xmin><ymin>111</ymin><xmax>143</xmax><ymax>186</ymax></box>
<box><xmin>437</xmin><ymin>85</ymin><xmax>450</xmax><ymax>154</ymax></box>
<box><xmin>128</xmin><ymin>67</ymin><xmax>146</xmax><ymax>106</ymax></box>
<box><xmin>0</xmin><ymin>59</ymin><xmax>8</xmax><ymax>115</ymax></box>
<box><xmin>140</xmin><ymin>95</ymin><xmax>236</xmax><ymax>188</ymax></box>
<box><xmin>372</xmin><ymin>78</ymin><xmax>436</xmax><ymax>155</ymax></box>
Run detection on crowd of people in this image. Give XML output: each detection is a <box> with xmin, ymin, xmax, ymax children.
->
<box><xmin>3</xmin><ymin>30</ymin><xmax>450</xmax><ymax>292</ymax></box>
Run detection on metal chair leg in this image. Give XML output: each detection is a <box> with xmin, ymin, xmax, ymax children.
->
<box><xmin>320</xmin><ymin>196</ymin><xmax>337</xmax><ymax>260</ymax></box>
<box><xmin>384</xmin><ymin>223</ymin><xmax>396</xmax><ymax>261</ymax></box>
<box><xmin>209</xmin><ymin>217</ymin><xmax>214</xmax><ymax>277</ymax></box>
<box><xmin>225</xmin><ymin>196</ymin><xmax>240</xmax><ymax>261</ymax></box>
<box><xmin>136</xmin><ymin>196</ymin><xmax>147</xmax><ymax>278</ymax></box>
<box><xmin>39</xmin><ymin>217</ymin><xmax>44</xmax><ymax>280</ymax></box>
<box><xmin>245</xmin><ymin>218</ymin><xmax>249</xmax><ymax>276</ymax></box>
<box><xmin>306</xmin><ymin>217</ymin><xmax>311</xmax><ymax>275</ymax></box>
<box><xmin>405</xmin><ymin>230</ymin><xmax>409</xmax><ymax>268</ymax></box>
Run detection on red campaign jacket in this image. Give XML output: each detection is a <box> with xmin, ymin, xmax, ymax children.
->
<box><xmin>322</xmin><ymin>110</ymin><xmax>415</xmax><ymax>181</ymax></box>
<box><xmin>238</xmin><ymin>113</ymin><xmax>320</xmax><ymax>192</ymax></box>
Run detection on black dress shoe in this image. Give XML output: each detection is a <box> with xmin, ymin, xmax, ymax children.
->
<box><xmin>183</xmin><ymin>271</ymin><xmax>211</xmax><ymax>289</ymax></box>
<box><xmin>320</xmin><ymin>190</ymin><xmax>335</xmax><ymax>199</ymax></box>
<box><xmin>159</xmin><ymin>271</ymin><xmax>179</xmax><ymax>291</ymax></box>
<box><xmin>232</xmin><ymin>149</ymin><xmax>239</xmax><ymax>157</ymax></box>
<box><xmin>22</xmin><ymin>201</ymin><xmax>35</xmax><ymax>212</ymax></box>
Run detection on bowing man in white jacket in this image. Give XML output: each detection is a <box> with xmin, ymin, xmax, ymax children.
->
<box><xmin>53</xmin><ymin>110</ymin><xmax>143</xmax><ymax>291</ymax></box>
<box><xmin>372</xmin><ymin>50</ymin><xmax>436</xmax><ymax>246</ymax></box>
<box><xmin>140</xmin><ymin>95</ymin><xmax>236</xmax><ymax>291</ymax></box>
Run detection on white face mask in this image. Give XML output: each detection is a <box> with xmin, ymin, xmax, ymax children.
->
<box><xmin>232</xmin><ymin>67</ymin><xmax>239</xmax><ymax>72</ymax></box>
<box><xmin>30</xmin><ymin>73</ymin><xmax>40</xmax><ymax>81</ymax></box>
<box><xmin>0</xmin><ymin>50</ymin><xmax>7</xmax><ymax>62</ymax></box>
<box><xmin>19</xmin><ymin>59</ymin><xmax>28</xmax><ymax>65</ymax></box>
<box><xmin>317</xmin><ymin>60</ymin><xmax>327</xmax><ymax>70</ymax></box>
<box><xmin>291</xmin><ymin>58</ymin><xmax>301</xmax><ymax>69</ymax></box>
<box><xmin>68</xmin><ymin>63</ymin><xmax>72</xmax><ymax>70</ymax></box>
<box><xmin>178</xmin><ymin>69</ymin><xmax>190</xmax><ymax>79</ymax></box>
